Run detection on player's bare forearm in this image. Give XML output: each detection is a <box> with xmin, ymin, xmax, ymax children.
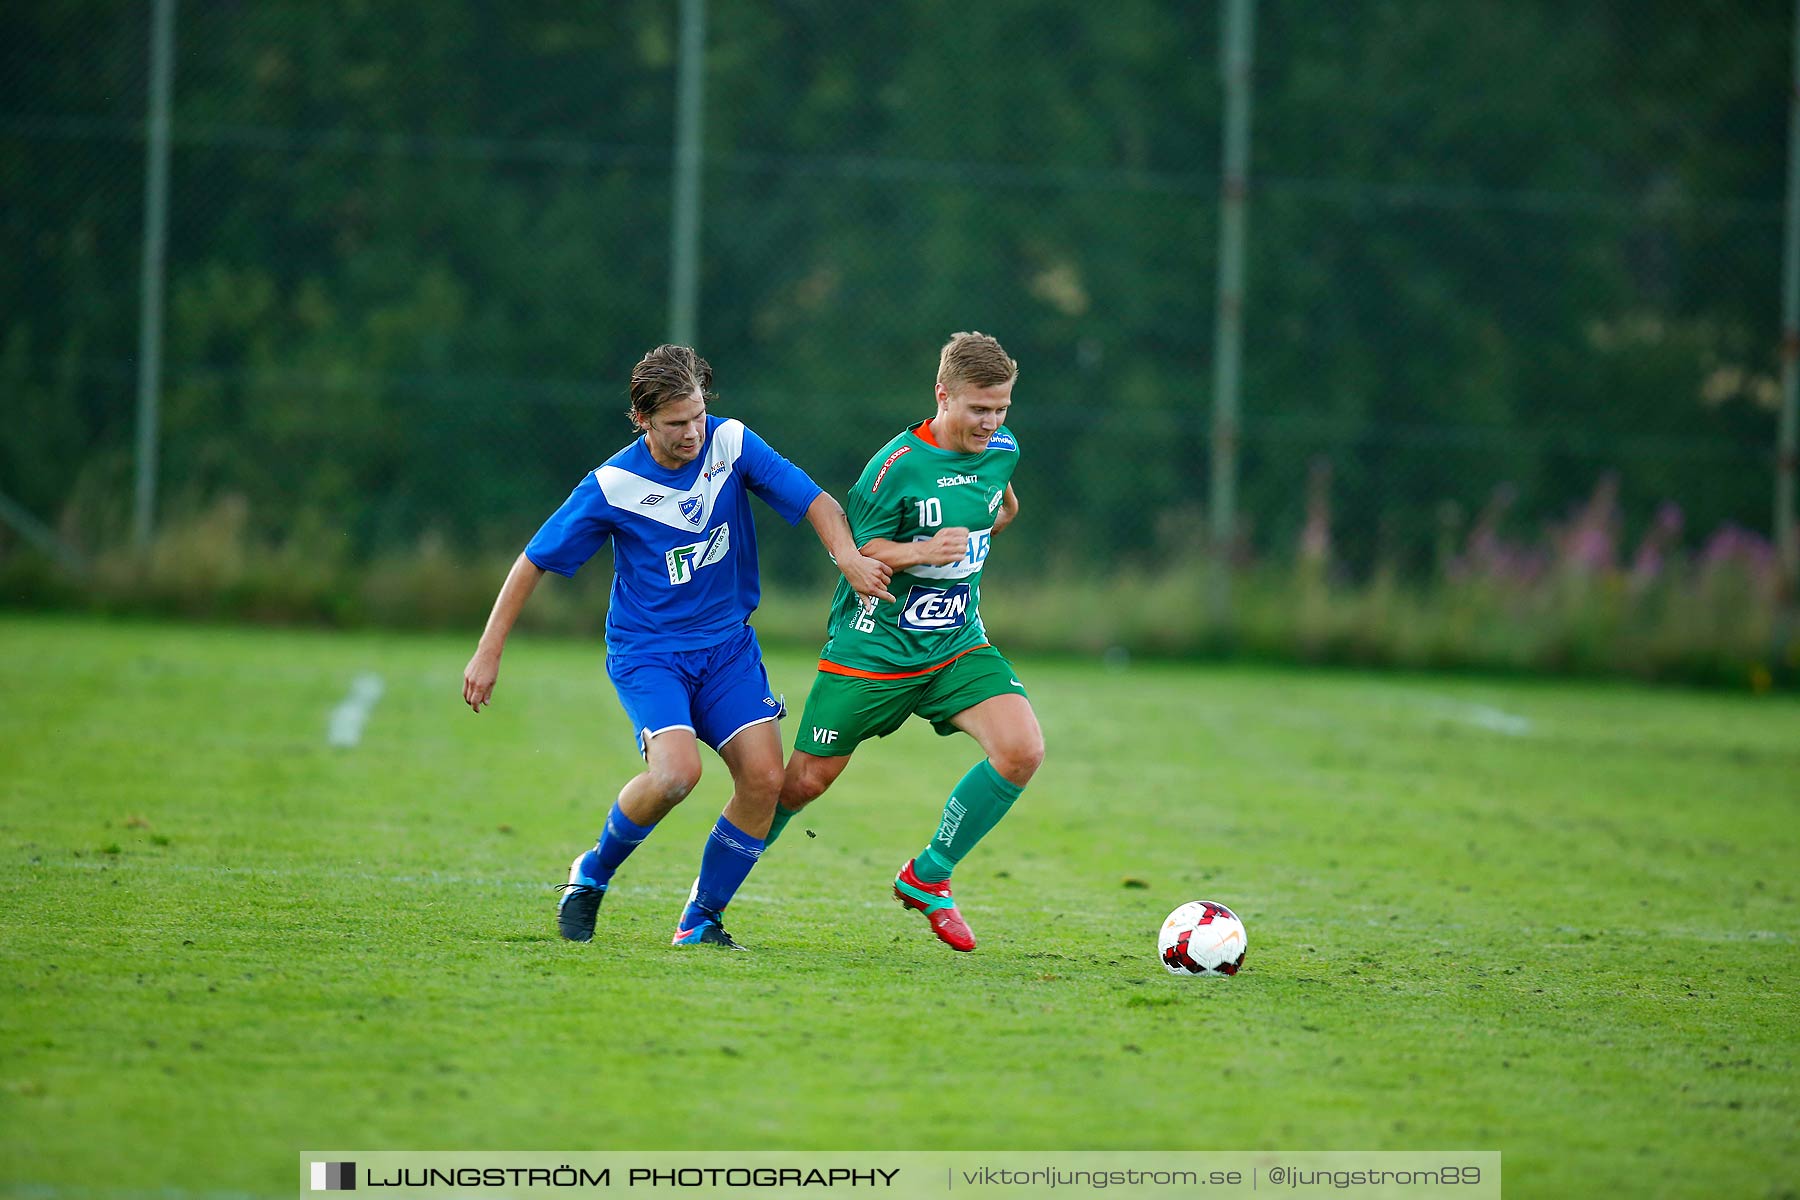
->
<box><xmin>992</xmin><ymin>485</ymin><xmax>1019</xmax><ymax>535</ymax></box>
<box><xmin>463</xmin><ymin>552</ymin><xmax>545</xmax><ymax>712</ymax></box>
<box><xmin>861</xmin><ymin>527</ymin><xmax>971</xmax><ymax>569</ymax></box>
<box><xmin>805</xmin><ymin>493</ymin><xmax>894</xmax><ymax>601</ymax></box>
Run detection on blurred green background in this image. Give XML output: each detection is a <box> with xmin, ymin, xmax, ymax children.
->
<box><xmin>2</xmin><ymin>1</ymin><xmax>1794</xmax><ymax>683</ymax></box>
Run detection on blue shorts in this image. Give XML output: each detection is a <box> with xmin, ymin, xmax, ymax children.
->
<box><xmin>606</xmin><ymin>624</ymin><xmax>785</xmax><ymax>757</ymax></box>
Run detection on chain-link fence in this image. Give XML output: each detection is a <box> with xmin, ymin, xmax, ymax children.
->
<box><xmin>2</xmin><ymin>1</ymin><xmax>1790</xmax><ymax>607</ymax></box>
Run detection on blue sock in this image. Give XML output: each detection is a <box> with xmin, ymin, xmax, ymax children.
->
<box><xmin>679</xmin><ymin>815</ymin><xmax>766</xmax><ymax>928</ymax></box>
<box><xmin>580</xmin><ymin>800</ymin><xmax>656</xmax><ymax>888</ymax></box>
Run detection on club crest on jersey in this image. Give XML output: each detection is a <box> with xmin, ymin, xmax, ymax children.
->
<box><xmin>666</xmin><ymin>522</ymin><xmax>730</xmax><ymax>584</ymax></box>
<box><xmin>678</xmin><ymin>495</ymin><xmax>705</xmax><ymax>526</ymax></box>
<box><xmin>898</xmin><ymin>583</ymin><xmax>971</xmax><ymax>631</ymax></box>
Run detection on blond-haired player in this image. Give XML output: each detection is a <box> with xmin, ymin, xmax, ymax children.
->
<box><xmin>770</xmin><ymin>332</ymin><xmax>1043</xmax><ymax>952</ymax></box>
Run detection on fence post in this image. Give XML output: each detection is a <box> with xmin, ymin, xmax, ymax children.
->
<box><xmin>1779</xmin><ymin>0</ymin><xmax>1800</xmax><ymax>588</ymax></box>
<box><xmin>1209</xmin><ymin>0</ymin><xmax>1257</xmax><ymax>623</ymax></box>
<box><xmin>668</xmin><ymin>0</ymin><xmax>707</xmax><ymax>349</ymax></box>
<box><xmin>133</xmin><ymin>0</ymin><xmax>176</xmax><ymax>551</ymax></box>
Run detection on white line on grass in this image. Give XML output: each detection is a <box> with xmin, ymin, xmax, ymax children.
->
<box><xmin>1378</xmin><ymin>688</ymin><xmax>1534</xmax><ymax>737</ymax></box>
<box><xmin>326</xmin><ymin>672</ymin><xmax>384</xmax><ymax>748</ymax></box>
<box><xmin>1443</xmin><ymin>701</ymin><xmax>1533</xmax><ymax>736</ymax></box>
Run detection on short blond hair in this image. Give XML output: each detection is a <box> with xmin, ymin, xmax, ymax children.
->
<box><xmin>936</xmin><ymin>331</ymin><xmax>1018</xmax><ymax>393</ymax></box>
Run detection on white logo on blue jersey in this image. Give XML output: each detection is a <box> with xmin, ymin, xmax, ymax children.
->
<box><xmin>898</xmin><ymin>583</ymin><xmax>971</xmax><ymax>631</ymax></box>
<box><xmin>595</xmin><ymin>420</ymin><xmax>747</xmax><ymax>533</ymax></box>
<box><xmin>666</xmin><ymin>522</ymin><xmax>731</xmax><ymax>584</ymax></box>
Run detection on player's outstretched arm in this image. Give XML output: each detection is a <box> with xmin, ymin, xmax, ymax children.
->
<box><xmin>993</xmin><ymin>485</ymin><xmax>1019</xmax><ymax>535</ymax></box>
<box><xmin>463</xmin><ymin>552</ymin><xmax>546</xmax><ymax>713</ymax></box>
<box><xmin>804</xmin><ymin>492</ymin><xmax>895</xmax><ymax>602</ymax></box>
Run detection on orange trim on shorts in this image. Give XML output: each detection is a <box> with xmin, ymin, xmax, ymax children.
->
<box><xmin>817</xmin><ymin>643</ymin><xmax>991</xmax><ymax>681</ymax></box>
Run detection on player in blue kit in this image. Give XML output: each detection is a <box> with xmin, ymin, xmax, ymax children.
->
<box><xmin>462</xmin><ymin>345</ymin><xmax>892</xmax><ymax>949</ymax></box>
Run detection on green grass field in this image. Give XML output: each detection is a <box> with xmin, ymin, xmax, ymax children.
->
<box><xmin>2</xmin><ymin>614</ymin><xmax>1796</xmax><ymax>1198</ymax></box>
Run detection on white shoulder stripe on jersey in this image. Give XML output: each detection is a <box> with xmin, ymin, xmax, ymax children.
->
<box><xmin>595</xmin><ymin>419</ymin><xmax>747</xmax><ymax>533</ymax></box>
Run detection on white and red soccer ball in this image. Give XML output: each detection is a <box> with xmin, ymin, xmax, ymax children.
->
<box><xmin>1158</xmin><ymin>900</ymin><xmax>1247</xmax><ymax>976</ymax></box>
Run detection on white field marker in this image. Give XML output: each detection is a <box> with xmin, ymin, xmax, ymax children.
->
<box><xmin>327</xmin><ymin>672</ymin><xmax>385</xmax><ymax>748</ymax></box>
<box><xmin>1419</xmin><ymin>694</ymin><xmax>1532</xmax><ymax>737</ymax></box>
<box><xmin>1453</xmin><ymin>702</ymin><xmax>1533</xmax><ymax>737</ymax></box>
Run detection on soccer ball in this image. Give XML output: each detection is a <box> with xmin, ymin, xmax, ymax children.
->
<box><xmin>1158</xmin><ymin>900</ymin><xmax>1247</xmax><ymax>976</ymax></box>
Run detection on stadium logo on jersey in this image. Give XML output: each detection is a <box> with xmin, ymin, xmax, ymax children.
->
<box><xmin>678</xmin><ymin>495</ymin><xmax>705</xmax><ymax>526</ymax></box>
<box><xmin>898</xmin><ymin>583</ymin><xmax>971</xmax><ymax>631</ymax></box>
<box><xmin>666</xmin><ymin>522</ymin><xmax>731</xmax><ymax>584</ymax></box>
<box><xmin>640</xmin><ymin>493</ymin><xmax>666</xmax><ymax>506</ymax></box>
<box><xmin>870</xmin><ymin>445</ymin><xmax>912</xmax><ymax>494</ymax></box>
<box><xmin>937</xmin><ymin>473</ymin><xmax>980</xmax><ymax>487</ymax></box>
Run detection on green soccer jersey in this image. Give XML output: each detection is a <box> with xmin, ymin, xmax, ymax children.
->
<box><xmin>818</xmin><ymin>419</ymin><xmax>1020</xmax><ymax>674</ymax></box>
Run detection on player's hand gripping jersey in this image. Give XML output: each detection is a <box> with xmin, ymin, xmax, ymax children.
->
<box><xmin>819</xmin><ymin>420</ymin><xmax>1019</xmax><ymax>675</ymax></box>
<box><xmin>525</xmin><ymin>416</ymin><xmax>821</xmax><ymax>656</ymax></box>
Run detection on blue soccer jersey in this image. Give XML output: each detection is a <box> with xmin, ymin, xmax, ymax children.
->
<box><xmin>525</xmin><ymin>416</ymin><xmax>822</xmax><ymax>656</ymax></box>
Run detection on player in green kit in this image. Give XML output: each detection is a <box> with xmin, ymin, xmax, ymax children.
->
<box><xmin>770</xmin><ymin>331</ymin><xmax>1044</xmax><ymax>952</ymax></box>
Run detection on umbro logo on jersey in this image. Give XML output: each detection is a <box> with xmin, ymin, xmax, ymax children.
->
<box><xmin>641</xmin><ymin>493</ymin><xmax>666</xmax><ymax>506</ymax></box>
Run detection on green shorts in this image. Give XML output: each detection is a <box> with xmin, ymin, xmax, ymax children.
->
<box><xmin>793</xmin><ymin>646</ymin><xmax>1027</xmax><ymax>757</ymax></box>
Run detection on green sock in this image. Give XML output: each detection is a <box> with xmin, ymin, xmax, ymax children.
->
<box><xmin>764</xmin><ymin>802</ymin><xmax>802</xmax><ymax>847</ymax></box>
<box><xmin>911</xmin><ymin>760</ymin><xmax>1024</xmax><ymax>883</ymax></box>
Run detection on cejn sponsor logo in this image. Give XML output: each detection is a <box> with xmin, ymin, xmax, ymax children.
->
<box><xmin>898</xmin><ymin>583</ymin><xmax>971</xmax><ymax>631</ymax></box>
<box><xmin>665</xmin><ymin>522</ymin><xmax>731</xmax><ymax>585</ymax></box>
